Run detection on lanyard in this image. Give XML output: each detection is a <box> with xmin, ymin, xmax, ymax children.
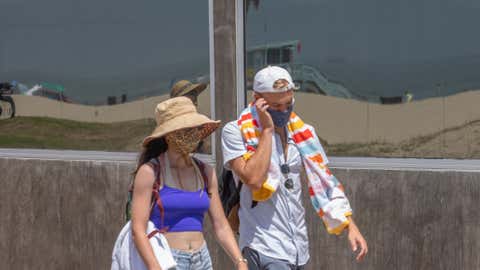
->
<box><xmin>276</xmin><ymin>132</ymin><xmax>294</xmax><ymax>190</ymax></box>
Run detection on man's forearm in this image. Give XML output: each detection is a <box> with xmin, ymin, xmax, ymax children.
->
<box><xmin>241</xmin><ymin>128</ymin><xmax>273</xmax><ymax>189</ymax></box>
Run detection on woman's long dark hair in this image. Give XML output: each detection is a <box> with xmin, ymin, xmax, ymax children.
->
<box><xmin>130</xmin><ymin>137</ymin><xmax>168</xmax><ymax>230</ymax></box>
<box><xmin>132</xmin><ymin>135</ymin><xmax>211</xmax><ymax>198</ymax></box>
<box><xmin>133</xmin><ymin>137</ymin><xmax>168</xmax><ymax>176</ymax></box>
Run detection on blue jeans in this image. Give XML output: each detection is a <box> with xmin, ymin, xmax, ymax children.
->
<box><xmin>170</xmin><ymin>242</ymin><xmax>213</xmax><ymax>270</ymax></box>
<box><xmin>242</xmin><ymin>246</ymin><xmax>306</xmax><ymax>270</ymax></box>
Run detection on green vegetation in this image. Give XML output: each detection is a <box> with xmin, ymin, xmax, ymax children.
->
<box><xmin>324</xmin><ymin>119</ymin><xmax>480</xmax><ymax>159</ymax></box>
<box><xmin>1</xmin><ymin>116</ymin><xmax>479</xmax><ymax>159</ymax></box>
<box><xmin>0</xmin><ymin>117</ymin><xmax>155</xmax><ymax>151</ymax></box>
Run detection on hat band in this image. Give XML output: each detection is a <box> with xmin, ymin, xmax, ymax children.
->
<box><xmin>177</xmin><ymin>82</ymin><xmax>194</xmax><ymax>95</ymax></box>
<box><xmin>255</xmin><ymin>83</ymin><xmax>298</xmax><ymax>93</ymax></box>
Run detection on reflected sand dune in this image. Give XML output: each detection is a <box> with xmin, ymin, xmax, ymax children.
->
<box><xmin>10</xmin><ymin>88</ymin><xmax>480</xmax><ymax>144</ymax></box>
<box><xmin>4</xmin><ymin>88</ymin><xmax>480</xmax><ymax>156</ymax></box>
<box><xmin>11</xmin><ymin>86</ymin><xmax>212</xmax><ymax>124</ymax></box>
<box><xmin>12</xmin><ymin>94</ymin><xmax>169</xmax><ymax>123</ymax></box>
<box><xmin>251</xmin><ymin>89</ymin><xmax>480</xmax><ymax>144</ymax></box>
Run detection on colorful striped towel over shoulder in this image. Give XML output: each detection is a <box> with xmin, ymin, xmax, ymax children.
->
<box><xmin>238</xmin><ymin>103</ymin><xmax>353</xmax><ymax>235</ymax></box>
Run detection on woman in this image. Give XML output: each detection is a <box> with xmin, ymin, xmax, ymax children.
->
<box><xmin>130</xmin><ymin>97</ymin><xmax>248</xmax><ymax>270</ymax></box>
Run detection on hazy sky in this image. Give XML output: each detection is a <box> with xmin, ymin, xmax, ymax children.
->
<box><xmin>1</xmin><ymin>0</ymin><xmax>480</xmax><ymax>103</ymax></box>
<box><xmin>246</xmin><ymin>0</ymin><xmax>480</xmax><ymax>99</ymax></box>
<box><xmin>0</xmin><ymin>0</ymin><xmax>210</xmax><ymax>103</ymax></box>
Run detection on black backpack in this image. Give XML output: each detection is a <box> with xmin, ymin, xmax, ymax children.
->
<box><xmin>219</xmin><ymin>169</ymin><xmax>242</xmax><ymax>217</ymax></box>
<box><xmin>219</xmin><ymin>168</ymin><xmax>242</xmax><ymax>233</ymax></box>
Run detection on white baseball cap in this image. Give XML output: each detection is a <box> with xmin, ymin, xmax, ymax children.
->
<box><xmin>253</xmin><ymin>66</ymin><xmax>299</xmax><ymax>93</ymax></box>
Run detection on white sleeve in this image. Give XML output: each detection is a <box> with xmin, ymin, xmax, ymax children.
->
<box><xmin>221</xmin><ymin>121</ymin><xmax>247</xmax><ymax>169</ymax></box>
<box><xmin>307</xmin><ymin>124</ymin><xmax>329</xmax><ymax>165</ymax></box>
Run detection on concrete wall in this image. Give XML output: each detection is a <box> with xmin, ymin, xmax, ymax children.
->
<box><xmin>0</xmin><ymin>158</ymin><xmax>133</xmax><ymax>269</ymax></box>
<box><xmin>1</xmin><ymin>157</ymin><xmax>479</xmax><ymax>270</ymax></box>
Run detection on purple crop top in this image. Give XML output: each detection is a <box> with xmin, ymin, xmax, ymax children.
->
<box><xmin>150</xmin><ymin>185</ymin><xmax>210</xmax><ymax>232</ymax></box>
<box><xmin>147</xmin><ymin>156</ymin><xmax>210</xmax><ymax>232</ymax></box>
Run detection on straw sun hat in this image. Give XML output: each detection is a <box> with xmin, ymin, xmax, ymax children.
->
<box><xmin>170</xmin><ymin>80</ymin><xmax>207</xmax><ymax>98</ymax></box>
<box><xmin>142</xmin><ymin>97</ymin><xmax>220</xmax><ymax>147</ymax></box>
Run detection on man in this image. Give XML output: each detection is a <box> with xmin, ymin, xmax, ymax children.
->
<box><xmin>170</xmin><ymin>79</ymin><xmax>209</xmax><ymax>153</ymax></box>
<box><xmin>221</xmin><ymin>66</ymin><xmax>367</xmax><ymax>269</ymax></box>
<box><xmin>170</xmin><ymin>80</ymin><xmax>207</xmax><ymax>106</ymax></box>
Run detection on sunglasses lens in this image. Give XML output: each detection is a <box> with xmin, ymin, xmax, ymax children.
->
<box><xmin>280</xmin><ymin>164</ymin><xmax>290</xmax><ymax>174</ymax></box>
<box><xmin>284</xmin><ymin>178</ymin><xmax>294</xmax><ymax>190</ymax></box>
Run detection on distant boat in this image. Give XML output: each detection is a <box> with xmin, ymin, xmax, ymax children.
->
<box><xmin>25</xmin><ymin>83</ymin><xmax>72</xmax><ymax>103</ymax></box>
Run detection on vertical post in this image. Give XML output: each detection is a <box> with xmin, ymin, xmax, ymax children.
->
<box><xmin>213</xmin><ymin>0</ymin><xmax>239</xmax><ymax>172</ymax></box>
<box><xmin>236</xmin><ymin>0</ymin><xmax>246</xmax><ymax>115</ymax></box>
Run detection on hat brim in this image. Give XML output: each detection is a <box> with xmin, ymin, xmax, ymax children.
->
<box><xmin>142</xmin><ymin>113</ymin><xmax>220</xmax><ymax>147</ymax></box>
<box><xmin>176</xmin><ymin>83</ymin><xmax>207</xmax><ymax>97</ymax></box>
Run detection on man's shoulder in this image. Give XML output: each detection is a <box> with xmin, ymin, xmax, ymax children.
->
<box><xmin>223</xmin><ymin>120</ymin><xmax>238</xmax><ymax>130</ymax></box>
<box><xmin>221</xmin><ymin>120</ymin><xmax>246</xmax><ymax>167</ymax></box>
<box><xmin>222</xmin><ymin>120</ymin><xmax>240</xmax><ymax>137</ymax></box>
<box><xmin>221</xmin><ymin>120</ymin><xmax>244</xmax><ymax>145</ymax></box>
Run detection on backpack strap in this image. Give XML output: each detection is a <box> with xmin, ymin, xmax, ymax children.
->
<box><xmin>147</xmin><ymin>157</ymin><xmax>169</xmax><ymax>233</ymax></box>
<box><xmin>192</xmin><ymin>157</ymin><xmax>209</xmax><ymax>191</ymax></box>
<box><xmin>125</xmin><ymin>157</ymin><xmax>168</xmax><ymax>229</ymax></box>
<box><xmin>147</xmin><ymin>157</ymin><xmax>162</xmax><ymax>189</ymax></box>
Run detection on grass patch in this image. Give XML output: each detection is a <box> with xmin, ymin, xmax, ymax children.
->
<box><xmin>0</xmin><ymin>116</ymin><xmax>155</xmax><ymax>151</ymax></box>
<box><xmin>1</xmin><ymin>116</ymin><xmax>479</xmax><ymax>158</ymax></box>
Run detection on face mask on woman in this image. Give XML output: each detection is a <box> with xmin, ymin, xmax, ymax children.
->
<box><xmin>165</xmin><ymin>128</ymin><xmax>202</xmax><ymax>156</ymax></box>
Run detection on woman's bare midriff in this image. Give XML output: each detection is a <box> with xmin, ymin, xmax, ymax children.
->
<box><xmin>164</xmin><ymin>231</ymin><xmax>205</xmax><ymax>251</ymax></box>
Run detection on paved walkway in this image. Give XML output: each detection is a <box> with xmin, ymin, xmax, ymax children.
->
<box><xmin>2</xmin><ymin>148</ymin><xmax>480</xmax><ymax>172</ymax></box>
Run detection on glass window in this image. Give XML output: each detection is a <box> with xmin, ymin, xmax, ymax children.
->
<box><xmin>0</xmin><ymin>0</ymin><xmax>212</xmax><ymax>153</ymax></box>
<box><xmin>245</xmin><ymin>0</ymin><xmax>480</xmax><ymax>159</ymax></box>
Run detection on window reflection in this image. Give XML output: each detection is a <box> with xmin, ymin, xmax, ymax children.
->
<box><xmin>245</xmin><ymin>0</ymin><xmax>480</xmax><ymax>159</ymax></box>
<box><xmin>0</xmin><ymin>0</ymin><xmax>211</xmax><ymax>153</ymax></box>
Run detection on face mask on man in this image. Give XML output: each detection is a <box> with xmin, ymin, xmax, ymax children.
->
<box><xmin>267</xmin><ymin>104</ymin><xmax>293</xmax><ymax>127</ymax></box>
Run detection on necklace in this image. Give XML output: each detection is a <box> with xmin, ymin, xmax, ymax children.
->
<box><xmin>165</xmin><ymin>154</ymin><xmax>199</xmax><ymax>191</ymax></box>
<box><xmin>277</xmin><ymin>130</ymin><xmax>294</xmax><ymax>190</ymax></box>
<box><xmin>172</xmin><ymin>166</ymin><xmax>185</xmax><ymax>189</ymax></box>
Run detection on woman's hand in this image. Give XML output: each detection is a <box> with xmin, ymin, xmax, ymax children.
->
<box><xmin>205</xmin><ymin>165</ymin><xmax>248</xmax><ymax>270</ymax></box>
<box><xmin>236</xmin><ymin>261</ymin><xmax>248</xmax><ymax>270</ymax></box>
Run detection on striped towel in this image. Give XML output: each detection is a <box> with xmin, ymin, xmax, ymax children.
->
<box><xmin>238</xmin><ymin>103</ymin><xmax>352</xmax><ymax>235</ymax></box>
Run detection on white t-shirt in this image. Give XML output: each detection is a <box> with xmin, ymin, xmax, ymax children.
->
<box><xmin>221</xmin><ymin>120</ymin><xmax>328</xmax><ymax>265</ymax></box>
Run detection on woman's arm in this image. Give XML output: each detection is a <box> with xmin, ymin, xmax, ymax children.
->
<box><xmin>131</xmin><ymin>164</ymin><xmax>163</xmax><ymax>270</ymax></box>
<box><xmin>205</xmin><ymin>165</ymin><xmax>248</xmax><ymax>270</ymax></box>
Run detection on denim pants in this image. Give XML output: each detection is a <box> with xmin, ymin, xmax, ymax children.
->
<box><xmin>170</xmin><ymin>242</ymin><xmax>213</xmax><ymax>270</ymax></box>
<box><xmin>242</xmin><ymin>246</ymin><xmax>306</xmax><ymax>270</ymax></box>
